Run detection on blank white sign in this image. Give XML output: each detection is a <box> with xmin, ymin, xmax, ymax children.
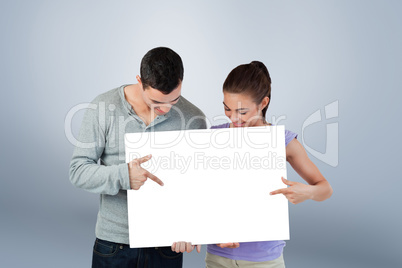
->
<box><xmin>125</xmin><ymin>125</ymin><xmax>289</xmax><ymax>248</ymax></box>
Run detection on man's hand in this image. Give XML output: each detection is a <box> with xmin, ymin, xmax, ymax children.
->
<box><xmin>171</xmin><ymin>242</ymin><xmax>201</xmax><ymax>253</ymax></box>
<box><xmin>216</xmin><ymin>242</ymin><xmax>240</xmax><ymax>249</ymax></box>
<box><xmin>128</xmin><ymin>154</ymin><xmax>164</xmax><ymax>190</ymax></box>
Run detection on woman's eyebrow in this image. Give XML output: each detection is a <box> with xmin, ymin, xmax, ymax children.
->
<box><xmin>223</xmin><ymin>102</ymin><xmax>249</xmax><ymax>111</ymax></box>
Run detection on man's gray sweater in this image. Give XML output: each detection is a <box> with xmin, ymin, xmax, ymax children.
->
<box><xmin>69</xmin><ymin>85</ymin><xmax>207</xmax><ymax>244</ymax></box>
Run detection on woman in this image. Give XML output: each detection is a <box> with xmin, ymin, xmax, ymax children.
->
<box><xmin>205</xmin><ymin>61</ymin><xmax>333</xmax><ymax>268</ymax></box>
<box><xmin>172</xmin><ymin>61</ymin><xmax>333</xmax><ymax>267</ymax></box>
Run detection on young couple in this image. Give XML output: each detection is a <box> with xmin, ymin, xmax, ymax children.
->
<box><xmin>69</xmin><ymin>47</ymin><xmax>333</xmax><ymax>268</ymax></box>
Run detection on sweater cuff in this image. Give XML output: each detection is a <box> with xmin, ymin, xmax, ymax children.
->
<box><xmin>118</xmin><ymin>163</ymin><xmax>131</xmax><ymax>190</ymax></box>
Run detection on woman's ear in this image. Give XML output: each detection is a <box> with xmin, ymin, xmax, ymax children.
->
<box><xmin>260</xmin><ymin>96</ymin><xmax>270</xmax><ymax>110</ymax></box>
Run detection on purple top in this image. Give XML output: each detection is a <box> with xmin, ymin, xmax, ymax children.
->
<box><xmin>208</xmin><ymin>123</ymin><xmax>298</xmax><ymax>262</ymax></box>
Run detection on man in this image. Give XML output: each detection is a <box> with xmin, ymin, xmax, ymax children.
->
<box><xmin>69</xmin><ymin>47</ymin><xmax>206</xmax><ymax>267</ymax></box>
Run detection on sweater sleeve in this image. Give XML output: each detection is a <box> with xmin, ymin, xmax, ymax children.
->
<box><xmin>69</xmin><ymin>101</ymin><xmax>130</xmax><ymax>195</ymax></box>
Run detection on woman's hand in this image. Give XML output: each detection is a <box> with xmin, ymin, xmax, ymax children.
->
<box><xmin>283</xmin><ymin>139</ymin><xmax>333</xmax><ymax>201</ymax></box>
<box><xmin>171</xmin><ymin>242</ymin><xmax>201</xmax><ymax>253</ymax></box>
<box><xmin>270</xmin><ymin>177</ymin><xmax>313</xmax><ymax>204</ymax></box>
<box><xmin>216</xmin><ymin>242</ymin><xmax>240</xmax><ymax>248</ymax></box>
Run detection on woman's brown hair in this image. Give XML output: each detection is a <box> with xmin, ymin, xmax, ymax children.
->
<box><xmin>223</xmin><ymin>61</ymin><xmax>271</xmax><ymax>118</ymax></box>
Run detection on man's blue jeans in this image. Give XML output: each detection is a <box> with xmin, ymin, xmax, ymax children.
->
<box><xmin>92</xmin><ymin>238</ymin><xmax>183</xmax><ymax>268</ymax></box>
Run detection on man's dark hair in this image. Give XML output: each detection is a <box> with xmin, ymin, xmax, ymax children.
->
<box><xmin>140</xmin><ymin>47</ymin><xmax>184</xmax><ymax>94</ymax></box>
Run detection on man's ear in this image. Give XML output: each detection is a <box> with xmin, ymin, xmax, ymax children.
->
<box><xmin>136</xmin><ymin>75</ymin><xmax>142</xmax><ymax>85</ymax></box>
<box><xmin>136</xmin><ymin>75</ymin><xmax>144</xmax><ymax>90</ymax></box>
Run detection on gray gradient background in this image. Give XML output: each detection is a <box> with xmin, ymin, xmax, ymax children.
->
<box><xmin>1</xmin><ymin>0</ymin><xmax>401</xmax><ymax>267</ymax></box>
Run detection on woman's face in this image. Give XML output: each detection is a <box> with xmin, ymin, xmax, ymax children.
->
<box><xmin>223</xmin><ymin>92</ymin><xmax>266</xmax><ymax>127</ymax></box>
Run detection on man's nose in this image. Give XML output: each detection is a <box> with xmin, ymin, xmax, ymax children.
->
<box><xmin>159</xmin><ymin>104</ymin><xmax>172</xmax><ymax>113</ymax></box>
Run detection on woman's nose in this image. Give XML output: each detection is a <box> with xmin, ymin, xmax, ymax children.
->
<box><xmin>230</xmin><ymin>113</ymin><xmax>239</xmax><ymax>122</ymax></box>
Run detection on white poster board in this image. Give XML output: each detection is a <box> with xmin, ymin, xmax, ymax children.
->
<box><xmin>125</xmin><ymin>125</ymin><xmax>289</xmax><ymax>248</ymax></box>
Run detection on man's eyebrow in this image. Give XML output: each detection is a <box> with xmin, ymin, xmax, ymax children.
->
<box><xmin>223</xmin><ymin>102</ymin><xmax>249</xmax><ymax>111</ymax></box>
<box><xmin>151</xmin><ymin>96</ymin><xmax>181</xmax><ymax>104</ymax></box>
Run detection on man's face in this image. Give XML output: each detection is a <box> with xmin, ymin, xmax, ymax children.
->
<box><xmin>141</xmin><ymin>82</ymin><xmax>182</xmax><ymax>116</ymax></box>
